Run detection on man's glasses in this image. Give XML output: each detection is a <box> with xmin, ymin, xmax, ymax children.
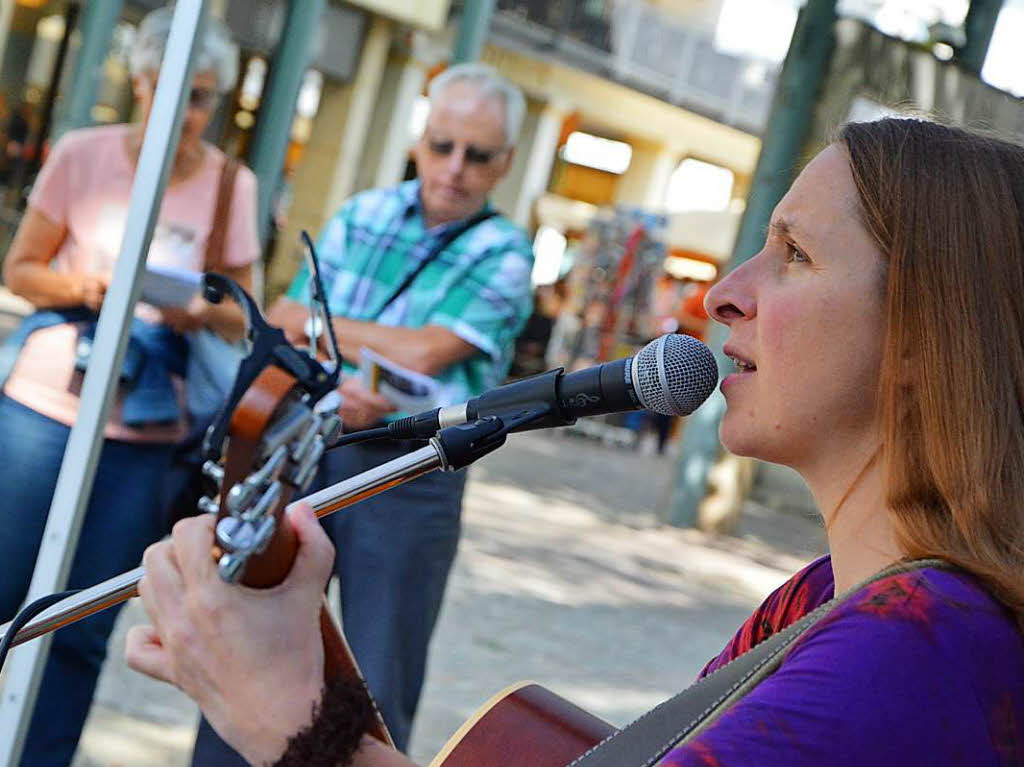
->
<box><xmin>426</xmin><ymin>138</ymin><xmax>507</xmax><ymax>166</ymax></box>
<box><xmin>188</xmin><ymin>87</ymin><xmax>218</xmax><ymax>112</ymax></box>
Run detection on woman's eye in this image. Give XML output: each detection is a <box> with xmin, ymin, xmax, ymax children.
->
<box><xmin>784</xmin><ymin>243</ymin><xmax>808</xmax><ymax>263</ymax></box>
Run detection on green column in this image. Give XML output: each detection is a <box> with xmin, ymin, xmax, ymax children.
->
<box><xmin>452</xmin><ymin>0</ymin><xmax>497</xmax><ymax>64</ymax></box>
<box><xmin>56</xmin><ymin>0</ymin><xmax>126</xmax><ymax>137</ymax></box>
<box><xmin>957</xmin><ymin>0</ymin><xmax>1003</xmax><ymax>76</ymax></box>
<box><xmin>248</xmin><ymin>0</ymin><xmax>326</xmax><ymax>242</ymax></box>
<box><xmin>667</xmin><ymin>0</ymin><xmax>838</xmax><ymax>528</ymax></box>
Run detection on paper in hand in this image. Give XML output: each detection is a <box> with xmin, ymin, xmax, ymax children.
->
<box><xmin>358</xmin><ymin>347</ymin><xmax>441</xmax><ymax>413</ymax></box>
<box><xmin>140</xmin><ymin>265</ymin><xmax>202</xmax><ymax>307</ymax></box>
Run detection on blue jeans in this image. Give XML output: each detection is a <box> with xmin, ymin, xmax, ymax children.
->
<box><xmin>191</xmin><ymin>437</ymin><xmax>467</xmax><ymax>762</ymax></box>
<box><xmin>0</xmin><ymin>396</ymin><xmax>174</xmax><ymax>766</ymax></box>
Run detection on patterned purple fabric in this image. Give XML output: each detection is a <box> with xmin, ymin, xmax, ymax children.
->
<box><xmin>661</xmin><ymin>557</ymin><xmax>1024</xmax><ymax>766</ymax></box>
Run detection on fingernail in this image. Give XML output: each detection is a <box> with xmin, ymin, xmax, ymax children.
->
<box><xmin>286</xmin><ymin>501</ymin><xmax>313</xmax><ymax>520</ymax></box>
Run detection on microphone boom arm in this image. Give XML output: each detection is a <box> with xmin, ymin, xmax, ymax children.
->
<box><xmin>0</xmin><ymin>410</ymin><xmax>550</xmax><ymax>651</ymax></box>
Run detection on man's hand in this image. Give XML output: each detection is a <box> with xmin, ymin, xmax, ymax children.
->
<box><xmin>338</xmin><ymin>377</ymin><xmax>396</xmax><ymax>431</ymax></box>
<box><xmin>126</xmin><ymin>503</ymin><xmax>334</xmax><ymax>765</ymax></box>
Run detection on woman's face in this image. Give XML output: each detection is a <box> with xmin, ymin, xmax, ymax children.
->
<box><xmin>705</xmin><ymin>144</ymin><xmax>887</xmax><ymax>472</ymax></box>
<box><xmin>133</xmin><ymin>69</ymin><xmax>219</xmax><ymax>156</ymax></box>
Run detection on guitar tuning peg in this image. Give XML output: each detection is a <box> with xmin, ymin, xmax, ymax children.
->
<box><xmin>197</xmin><ymin>496</ymin><xmax>220</xmax><ymax>515</ymax></box>
<box><xmin>289</xmin><ymin>435</ymin><xmax>324</xmax><ymax>490</ymax></box>
<box><xmin>291</xmin><ymin>420</ymin><xmax>321</xmax><ymax>462</ymax></box>
<box><xmin>218</xmin><ymin>552</ymin><xmax>246</xmax><ymax>584</ymax></box>
<box><xmin>202</xmin><ymin>461</ymin><xmax>225</xmax><ymax>485</ymax></box>
<box><xmin>242</xmin><ymin>481</ymin><xmax>283</xmax><ymax>523</ymax></box>
<box><xmin>319</xmin><ymin>414</ymin><xmax>342</xmax><ymax>447</ymax></box>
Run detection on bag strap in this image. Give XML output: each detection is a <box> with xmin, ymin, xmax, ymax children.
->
<box><xmin>371</xmin><ymin>208</ymin><xmax>498</xmax><ymax>320</ymax></box>
<box><xmin>569</xmin><ymin>557</ymin><xmax>954</xmax><ymax>767</ymax></box>
<box><xmin>206</xmin><ymin>156</ymin><xmax>240</xmax><ymax>273</ymax></box>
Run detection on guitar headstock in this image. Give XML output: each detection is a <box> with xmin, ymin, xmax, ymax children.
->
<box><xmin>190</xmin><ymin>268</ymin><xmax>341</xmax><ymax>587</ymax></box>
<box><xmin>199</xmin><ymin>364</ymin><xmax>341</xmax><ymax>587</ymax></box>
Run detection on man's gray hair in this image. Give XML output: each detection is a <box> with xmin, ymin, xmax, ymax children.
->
<box><xmin>428</xmin><ymin>63</ymin><xmax>525</xmax><ymax>147</ymax></box>
<box><xmin>130</xmin><ymin>6</ymin><xmax>239</xmax><ymax>93</ymax></box>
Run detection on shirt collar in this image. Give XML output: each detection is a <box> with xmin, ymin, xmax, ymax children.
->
<box><xmin>400</xmin><ymin>179</ymin><xmax>492</xmax><ymax>234</ymax></box>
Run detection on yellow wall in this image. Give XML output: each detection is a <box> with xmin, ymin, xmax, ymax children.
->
<box><xmin>266</xmin><ymin>78</ymin><xmax>355</xmax><ymax>300</ymax></box>
<box><xmin>345</xmin><ymin>0</ymin><xmax>450</xmax><ymax>31</ymax></box>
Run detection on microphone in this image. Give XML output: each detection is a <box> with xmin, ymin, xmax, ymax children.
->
<box><xmin>386</xmin><ymin>334</ymin><xmax>718</xmax><ymax>439</ymax></box>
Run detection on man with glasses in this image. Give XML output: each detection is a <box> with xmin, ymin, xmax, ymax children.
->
<box><xmin>190</xmin><ymin>63</ymin><xmax>534</xmax><ymax>764</ymax></box>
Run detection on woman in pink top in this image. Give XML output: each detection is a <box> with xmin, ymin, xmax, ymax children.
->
<box><xmin>0</xmin><ymin>7</ymin><xmax>259</xmax><ymax>765</ymax></box>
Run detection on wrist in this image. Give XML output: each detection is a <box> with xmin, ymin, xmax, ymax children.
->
<box><xmin>70</xmin><ymin>273</ymin><xmax>87</xmax><ymax>305</ymax></box>
<box><xmin>269</xmin><ymin>677</ymin><xmax>380</xmax><ymax>767</ymax></box>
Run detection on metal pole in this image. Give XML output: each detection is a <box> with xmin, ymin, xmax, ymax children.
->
<box><xmin>0</xmin><ymin>2</ymin><xmax>208</xmax><ymax>762</ymax></box>
<box><xmin>452</xmin><ymin>0</ymin><xmax>497</xmax><ymax>64</ymax></box>
<box><xmin>248</xmin><ymin>0</ymin><xmax>326</xmax><ymax>244</ymax></box>
<box><xmin>0</xmin><ymin>0</ymin><xmax>16</xmax><ymax>84</ymax></box>
<box><xmin>13</xmin><ymin>1</ymin><xmax>78</xmax><ymax>208</ymax></box>
<box><xmin>957</xmin><ymin>0</ymin><xmax>1003</xmax><ymax>76</ymax></box>
<box><xmin>668</xmin><ymin>0</ymin><xmax>838</xmax><ymax>527</ymax></box>
<box><xmin>55</xmin><ymin>0</ymin><xmax>127</xmax><ymax>138</ymax></box>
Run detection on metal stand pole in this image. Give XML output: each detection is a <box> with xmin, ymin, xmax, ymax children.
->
<box><xmin>55</xmin><ymin>0</ymin><xmax>127</xmax><ymax>138</ymax></box>
<box><xmin>453</xmin><ymin>0</ymin><xmax>497</xmax><ymax>63</ymax></box>
<box><xmin>0</xmin><ymin>2</ymin><xmax>208</xmax><ymax>762</ymax></box>
<box><xmin>957</xmin><ymin>0</ymin><xmax>1003</xmax><ymax>76</ymax></box>
<box><xmin>249</xmin><ymin>0</ymin><xmax>326</xmax><ymax>243</ymax></box>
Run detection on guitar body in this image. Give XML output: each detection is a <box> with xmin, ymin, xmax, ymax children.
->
<box><xmin>430</xmin><ymin>683</ymin><xmax>615</xmax><ymax>767</ymax></box>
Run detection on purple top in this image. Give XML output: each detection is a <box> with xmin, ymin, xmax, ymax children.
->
<box><xmin>661</xmin><ymin>556</ymin><xmax>1024</xmax><ymax>766</ymax></box>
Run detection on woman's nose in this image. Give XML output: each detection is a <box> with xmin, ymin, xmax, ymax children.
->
<box><xmin>706</xmin><ymin>262</ymin><xmax>756</xmax><ymax>324</ymax></box>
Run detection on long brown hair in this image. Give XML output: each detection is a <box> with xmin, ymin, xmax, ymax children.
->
<box><xmin>838</xmin><ymin>118</ymin><xmax>1024</xmax><ymax>631</ymax></box>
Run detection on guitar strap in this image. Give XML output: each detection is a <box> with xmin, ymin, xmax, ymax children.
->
<box><xmin>569</xmin><ymin>558</ymin><xmax>952</xmax><ymax>767</ymax></box>
<box><xmin>370</xmin><ymin>208</ymin><xmax>497</xmax><ymax>320</ymax></box>
<box><xmin>207</xmin><ymin>155</ymin><xmax>239</xmax><ymax>272</ymax></box>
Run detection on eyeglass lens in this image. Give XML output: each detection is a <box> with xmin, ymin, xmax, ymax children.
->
<box><xmin>427</xmin><ymin>139</ymin><xmax>502</xmax><ymax>165</ymax></box>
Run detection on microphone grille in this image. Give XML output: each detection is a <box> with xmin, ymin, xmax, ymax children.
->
<box><xmin>633</xmin><ymin>334</ymin><xmax>718</xmax><ymax>416</ymax></box>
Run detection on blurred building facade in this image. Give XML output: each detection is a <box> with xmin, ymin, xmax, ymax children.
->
<box><xmin>0</xmin><ymin>0</ymin><xmax>776</xmax><ymax>302</ymax></box>
<box><xmin>1</xmin><ymin>0</ymin><xmax>1022</xmax><ymax>419</ymax></box>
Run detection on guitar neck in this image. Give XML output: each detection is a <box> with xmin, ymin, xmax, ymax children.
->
<box><xmin>319</xmin><ymin>601</ymin><xmax>394</xmax><ymax>746</ymax></box>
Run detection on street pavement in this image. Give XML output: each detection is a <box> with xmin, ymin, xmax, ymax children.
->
<box><xmin>0</xmin><ymin>290</ymin><xmax>825</xmax><ymax>766</ymax></box>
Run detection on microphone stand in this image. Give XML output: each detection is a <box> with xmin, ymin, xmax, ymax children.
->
<box><xmin>0</xmin><ymin>408</ymin><xmax>548</xmax><ymax>652</ymax></box>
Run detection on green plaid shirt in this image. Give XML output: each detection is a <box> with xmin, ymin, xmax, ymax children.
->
<box><xmin>287</xmin><ymin>180</ymin><xmax>534</xmax><ymax>407</ymax></box>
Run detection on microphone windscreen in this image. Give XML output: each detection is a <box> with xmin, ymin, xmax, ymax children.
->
<box><xmin>632</xmin><ymin>334</ymin><xmax>718</xmax><ymax>416</ymax></box>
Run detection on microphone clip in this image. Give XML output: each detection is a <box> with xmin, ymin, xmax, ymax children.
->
<box><xmin>432</xmin><ymin>407</ymin><xmax>552</xmax><ymax>472</ymax></box>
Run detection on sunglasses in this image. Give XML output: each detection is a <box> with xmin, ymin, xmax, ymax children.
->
<box><xmin>188</xmin><ymin>87</ymin><xmax>218</xmax><ymax>111</ymax></box>
<box><xmin>426</xmin><ymin>138</ymin><xmax>507</xmax><ymax>166</ymax></box>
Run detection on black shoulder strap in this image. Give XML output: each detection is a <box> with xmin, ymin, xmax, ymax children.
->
<box><xmin>568</xmin><ymin>558</ymin><xmax>953</xmax><ymax>767</ymax></box>
<box><xmin>371</xmin><ymin>208</ymin><xmax>498</xmax><ymax>320</ymax></box>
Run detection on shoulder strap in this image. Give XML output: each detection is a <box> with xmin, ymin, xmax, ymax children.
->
<box><xmin>206</xmin><ymin>156</ymin><xmax>240</xmax><ymax>273</ymax></box>
<box><xmin>371</xmin><ymin>208</ymin><xmax>498</xmax><ymax>320</ymax></box>
<box><xmin>569</xmin><ymin>558</ymin><xmax>953</xmax><ymax>767</ymax></box>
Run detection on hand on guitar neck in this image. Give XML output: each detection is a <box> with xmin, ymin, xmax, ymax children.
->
<box><xmin>126</xmin><ymin>504</ymin><xmax>418</xmax><ymax>767</ymax></box>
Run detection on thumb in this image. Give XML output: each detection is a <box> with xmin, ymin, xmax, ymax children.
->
<box><xmin>125</xmin><ymin>624</ymin><xmax>177</xmax><ymax>687</ymax></box>
<box><xmin>284</xmin><ymin>501</ymin><xmax>335</xmax><ymax>589</ymax></box>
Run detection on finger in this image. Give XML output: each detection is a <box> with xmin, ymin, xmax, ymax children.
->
<box><xmin>345</xmin><ymin>383</ymin><xmax>394</xmax><ymax>411</ymax></box>
<box><xmin>125</xmin><ymin>624</ymin><xmax>178</xmax><ymax>686</ymax></box>
<box><xmin>370</xmin><ymin>395</ymin><xmax>397</xmax><ymax>413</ymax></box>
<box><xmin>284</xmin><ymin>501</ymin><xmax>335</xmax><ymax>589</ymax></box>
<box><xmin>138</xmin><ymin>540</ymin><xmax>187</xmax><ymax>632</ymax></box>
<box><xmin>170</xmin><ymin>514</ymin><xmax>218</xmax><ymax>587</ymax></box>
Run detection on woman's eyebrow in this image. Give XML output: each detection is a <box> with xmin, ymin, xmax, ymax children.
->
<box><xmin>768</xmin><ymin>216</ymin><xmax>809</xmax><ymax>242</ymax></box>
